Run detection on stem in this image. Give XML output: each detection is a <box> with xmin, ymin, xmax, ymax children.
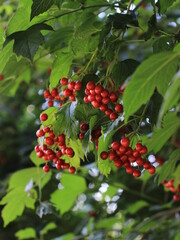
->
<box><xmin>44</xmin><ymin>4</ymin><xmax>112</xmax><ymax>22</ymax></box>
<box><xmin>159</xmin><ymin>30</ymin><xmax>174</xmax><ymax>37</ymax></box>
<box><xmin>127</xmin><ymin>0</ymin><xmax>133</xmax><ymax>14</ymax></box>
<box><xmin>81</xmin><ymin>48</ymin><xmax>98</xmax><ymax>75</ymax></box>
<box><xmin>132</xmin><ymin>0</ymin><xmax>145</xmax><ymax>12</ymax></box>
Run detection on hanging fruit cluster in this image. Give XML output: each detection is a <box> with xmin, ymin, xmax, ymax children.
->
<box><xmin>162</xmin><ymin>180</ymin><xmax>180</xmax><ymax>201</ymax></box>
<box><xmin>35</xmin><ymin>76</ymin><xmax>156</xmax><ymax>179</ymax></box>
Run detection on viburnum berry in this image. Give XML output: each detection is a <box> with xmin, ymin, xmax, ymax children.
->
<box><xmin>92</xmin><ymin>100</ymin><xmax>101</xmax><ymax>108</ymax></box>
<box><xmin>48</xmin><ymin>101</ymin><xmax>53</xmax><ymax>107</ymax></box>
<box><xmin>68</xmin><ymin>81</ymin><xmax>76</xmax><ymax>90</ymax></box>
<box><xmin>95</xmin><ymin>85</ymin><xmax>103</xmax><ymax>94</ymax></box>
<box><xmin>70</xmin><ymin>95</ymin><xmax>76</xmax><ymax>102</ymax></box>
<box><xmin>61</xmin><ymin>163</ymin><xmax>70</xmax><ymax>169</ymax></box>
<box><xmin>35</xmin><ymin>145</ymin><xmax>40</xmax><ymax>152</ymax></box>
<box><xmin>100</xmin><ymin>104</ymin><xmax>107</xmax><ymax>112</ymax></box>
<box><xmin>69</xmin><ymin>166</ymin><xmax>76</xmax><ymax>174</ymax></box>
<box><xmin>60</xmin><ymin>77</ymin><xmax>68</xmax><ymax>86</ymax></box>
<box><xmin>101</xmin><ymin>97</ymin><xmax>110</xmax><ymax>105</ymax></box>
<box><xmin>56</xmin><ymin>161</ymin><xmax>61</xmax><ymax>170</ymax></box>
<box><xmin>45</xmin><ymin>137</ymin><xmax>54</xmax><ymax>146</ymax></box>
<box><xmin>100</xmin><ymin>151</ymin><xmax>108</xmax><ymax>160</ymax></box>
<box><xmin>173</xmin><ymin>195</ymin><xmax>180</xmax><ymax>201</ymax></box>
<box><xmin>101</xmin><ymin>89</ymin><xmax>109</xmax><ymax>98</ymax></box>
<box><xmin>126</xmin><ymin>166</ymin><xmax>134</xmax><ymax>174</ymax></box>
<box><xmin>143</xmin><ymin>161</ymin><xmax>151</xmax><ymax>170</ymax></box>
<box><xmin>110</xmin><ymin>112</ymin><xmax>118</xmax><ymax>120</ymax></box>
<box><xmin>121</xmin><ymin>137</ymin><xmax>130</xmax><ymax>147</ymax></box>
<box><xmin>133</xmin><ymin>169</ymin><xmax>141</xmax><ymax>178</ymax></box>
<box><xmin>114</xmin><ymin>159</ymin><xmax>123</xmax><ymax>168</ymax></box>
<box><xmin>105</xmin><ymin>109</ymin><xmax>113</xmax><ymax>117</ymax></box>
<box><xmin>51</xmin><ymin>88</ymin><xmax>58</xmax><ymax>97</ymax></box>
<box><xmin>95</xmin><ymin>94</ymin><xmax>102</xmax><ymax>102</ymax></box>
<box><xmin>115</xmin><ymin>104</ymin><xmax>123</xmax><ymax>113</ymax></box>
<box><xmin>136</xmin><ymin>158</ymin><xmax>144</xmax><ymax>166</ymax></box>
<box><xmin>90</xmin><ymin>89</ymin><xmax>96</xmax><ymax>95</ymax></box>
<box><xmin>84</xmin><ymin>96</ymin><xmax>89</xmax><ymax>103</ymax></box>
<box><xmin>74</xmin><ymin>81</ymin><xmax>82</xmax><ymax>91</ymax></box>
<box><xmin>109</xmin><ymin>93</ymin><xmax>117</xmax><ymax>102</ymax></box>
<box><xmin>139</xmin><ymin>146</ymin><xmax>147</xmax><ymax>155</ymax></box>
<box><xmin>133</xmin><ymin>150</ymin><xmax>141</xmax><ymax>158</ymax></box>
<box><xmin>88</xmin><ymin>94</ymin><xmax>95</xmax><ymax>102</ymax></box>
<box><xmin>79</xmin><ymin>132</ymin><xmax>85</xmax><ymax>140</ymax></box>
<box><xmin>109</xmin><ymin>150</ymin><xmax>116</xmax><ymax>161</ymax></box>
<box><xmin>43</xmin><ymin>164</ymin><xmax>50</xmax><ymax>173</ymax></box>
<box><xmin>135</xmin><ymin>143</ymin><xmax>143</xmax><ymax>151</ymax></box>
<box><xmin>66</xmin><ymin>147</ymin><xmax>74</xmax><ymax>156</ymax></box>
<box><xmin>148</xmin><ymin>166</ymin><xmax>156</xmax><ymax>174</ymax></box>
<box><xmin>40</xmin><ymin>113</ymin><xmax>48</xmax><ymax>121</ymax></box>
<box><xmin>57</xmin><ymin>134</ymin><xmax>65</xmax><ymax>145</ymax></box>
<box><xmin>0</xmin><ymin>74</ymin><xmax>4</xmax><ymax>81</ymax></box>
<box><xmin>80</xmin><ymin>123</ymin><xmax>89</xmax><ymax>132</ymax></box>
<box><xmin>111</xmin><ymin>142</ymin><xmax>120</xmax><ymax>151</ymax></box>
<box><xmin>36</xmin><ymin>129</ymin><xmax>45</xmax><ymax>137</ymax></box>
<box><xmin>44</xmin><ymin>90</ymin><xmax>50</xmax><ymax>98</ymax></box>
<box><xmin>37</xmin><ymin>151</ymin><xmax>44</xmax><ymax>158</ymax></box>
<box><xmin>86</xmin><ymin>81</ymin><xmax>95</xmax><ymax>90</ymax></box>
<box><xmin>63</xmin><ymin>89</ymin><xmax>72</xmax><ymax>97</ymax></box>
<box><xmin>44</xmin><ymin>126</ymin><xmax>50</xmax><ymax>133</ymax></box>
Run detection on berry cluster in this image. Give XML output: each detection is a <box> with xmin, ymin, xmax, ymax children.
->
<box><xmin>162</xmin><ymin>180</ymin><xmax>180</xmax><ymax>201</ymax></box>
<box><xmin>100</xmin><ymin>137</ymin><xmax>156</xmax><ymax>178</ymax></box>
<box><xmin>0</xmin><ymin>74</ymin><xmax>4</xmax><ymax>81</ymax></box>
<box><xmin>43</xmin><ymin>78</ymin><xmax>82</xmax><ymax>107</ymax></box>
<box><xmin>84</xmin><ymin>81</ymin><xmax>123</xmax><ymax>120</ymax></box>
<box><xmin>78</xmin><ymin>123</ymin><xmax>101</xmax><ymax>149</ymax></box>
<box><xmin>36</xmin><ymin>113</ymin><xmax>76</xmax><ymax>174</ymax></box>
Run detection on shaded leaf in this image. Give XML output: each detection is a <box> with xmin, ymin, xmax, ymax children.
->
<box><xmin>31</xmin><ymin>0</ymin><xmax>55</xmax><ymax>20</ymax></box>
<box><xmin>123</xmin><ymin>52</ymin><xmax>180</xmax><ymax>122</ymax></box>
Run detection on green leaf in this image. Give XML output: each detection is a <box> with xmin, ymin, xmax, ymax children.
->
<box><xmin>5</xmin><ymin>23</ymin><xmax>53</xmax><ymax>61</ymax></box>
<box><xmin>40</xmin><ymin>222</ymin><xmax>57</xmax><ymax>235</ymax></box>
<box><xmin>30</xmin><ymin>150</ymin><xmax>45</xmax><ymax>167</ymax></box>
<box><xmin>173</xmin><ymin>165</ymin><xmax>180</xmax><ymax>188</ymax></box>
<box><xmin>54</xmin><ymin>102</ymin><xmax>79</xmax><ymax>138</ymax></box>
<box><xmin>157</xmin><ymin>72</ymin><xmax>180</xmax><ymax>125</ymax></box>
<box><xmin>96</xmin><ymin>217</ymin><xmax>122</xmax><ymax>230</ymax></box>
<box><xmin>31</xmin><ymin>0</ymin><xmax>55</xmax><ymax>20</ymax></box>
<box><xmin>112</xmin><ymin>59</ymin><xmax>139</xmax><ymax>87</ymax></box>
<box><xmin>126</xmin><ymin>201</ymin><xmax>149</xmax><ymax>214</ymax></box>
<box><xmin>146</xmin><ymin>112</ymin><xmax>180</xmax><ymax>153</ymax></box>
<box><xmin>41</xmin><ymin>106</ymin><xmax>58</xmax><ymax>126</ymax></box>
<box><xmin>158</xmin><ymin>0</ymin><xmax>176</xmax><ymax>14</ymax></box>
<box><xmin>15</xmin><ymin>228</ymin><xmax>36</xmax><ymax>240</ymax></box>
<box><xmin>107</xmin><ymin>13</ymin><xmax>138</xmax><ymax>30</ymax></box>
<box><xmin>50</xmin><ymin>173</ymin><xmax>86</xmax><ymax>215</ymax></box>
<box><xmin>71</xmin><ymin>16</ymin><xmax>101</xmax><ymax>56</ymax></box>
<box><xmin>0</xmin><ymin>40</ymin><xmax>14</xmax><ymax>73</ymax></box>
<box><xmin>8</xmin><ymin>167</ymin><xmax>51</xmax><ymax>190</ymax></box>
<box><xmin>153</xmin><ymin>36</ymin><xmax>173</xmax><ymax>53</ymax></box>
<box><xmin>0</xmin><ymin>187</ymin><xmax>35</xmax><ymax>227</ymax></box>
<box><xmin>158</xmin><ymin>149</ymin><xmax>180</xmax><ymax>184</ymax></box>
<box><xmin>123</xmin><ymin>52</ymin><xmax>180</xmax><ymax>122</ymax></box>
<box><xmin>50</xmin><ymin>49</ymin><xmax>73</xmax><ymax>88</ymax></box>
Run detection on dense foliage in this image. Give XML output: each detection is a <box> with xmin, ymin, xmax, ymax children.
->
<box><xmin>0</xmin><ymin>0</ymin><xmax>180</xmax><ymax>239</ymax></box>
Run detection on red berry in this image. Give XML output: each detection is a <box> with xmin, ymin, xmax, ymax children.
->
<box><xmin>80</xmin><ymin>123</ymin><xmax>89</xmax><ymax>132</ymax></box>
<box><xmin>0</xmin><ymin>74</ymin><xmax>4</xmax><ymax>81</ymax></box>
<box><xmin>95</xmin><ymin>94</ymin><xmax>102</xmax><ymax>102</ymax></box>
<box><xmin>114</xmin><ymin>159</ymin><xmax>123</xmax><ymax>168</ymax></box>
<box><xmin>40</xmin><ymin>113</ymin><xmax>48</xmax><ymax>121</ymax></box>
<box><xmin>55</xmin><ymin>95</ymin><xmax>60</xmax><ymax>101</ymax></box>
<box><xmin>84</xmin><ymin>96</ymin><xmax>89</xmax><ymax>103</ymax></box>
<box><xmin>60</xmin><ymin>77</ymin><xmax>68</xmax><ymax>86</ymax></box>
<box><xmin>155</xmin><ymin>157</ymin><xmax>165</xmax><ymax>166</ymax></box>
<box><xmin>68</xmin><ymin>81</ymin><xmax>76</xmax><ymax>90</ymax></box>
<box><xmin>69</xmin><ymin>166</ymin><xmax>76</xmax><ymax>174</ymax></box>
<box><xmin>148</xmin><ymin>166</ymin><xmax>156</xmax><ymax>174</ymax></box>
<box><xmin>121</xmin><ymin>155</ymin><xmax>128</xmax><ymax>162</ymax></box>
<box><xmin>95</xmin><ymin>85</ymin><xmax>103</xmax><ymax>94</ymax></box>
<box><xmin>109</xmin><ymin>93</ymin><xmax>117</xmax><ymax>102</ymax></box>
<box><xmin>37</xmin><ymin>151</ymin><xmax>44</xmax><ymax>158</ymax></box>
<box><xmin>92</xmin><ymin>100</ymin><xmax>100</xmax><ymax>108</ymax></box>
<box><xmin>88</xmin><ymin>94</ymin><xmax>95</xmax><ymax>102</ymax></box>
<box><xmin>44</xmin><ymin>90</ymin><xmax>50</xmax><ymax>98</ymax></box>
<box><xmin>128</xmin><ymin>156</ymin><xmax>136</xmax><ymax>163</ymax></box>
<box><xmin>66</xmin><ymin>148</ymin><xmax>74</xmax><ymax>157</ymax></box>
<box><xmin>48</xmin><ymin>100</ymin><xmax>53</xmax><ymax>107</ymax></box>
<box><xmin>139</xmin><ymin>146</ymin><xmax>147</xmax><ymax>155</ymax></box>
<box><xmin>105</xmin><ymin>109</ymin><xmax>113</xmax><ymax>117</ymax></box>
<box><xmin>100</xmin><ymin>104</ymin><xmax>108</xmax><ymax>112</ymax></box>
<box><xmin>173</xmin><ymin>195</ymin><xmax>180</xmax><ymax>201</ymax></box>
<box><xmin>109</xmin><ymin>150</ymin><xmax>117</xmax><ymax>161</ymax></box>
<box><xmin>56</xmin><ymin>161</ymin><xmax>61</xmax><ymax>170</ymax></box>
<box><xmin>111</xmin><ymin>142</ymin><xmax>120</xmax><ymax>151</ymax></box>
<box><xmin>123</xmin><ymin>160</ymin><xmax>130</xmax><ymax>168</ymax></box>
<box><xmin>135</xmin><ymin>143</ymin><xmax>143</xmax><ymax>151</ymax></box>
<box><xmin>70</xmin><ymin>95</ymin><xmax>76</xmax><ymax>102</ymax></box>
<box><xmin>121</xmin><ymin>137</ymin><xmax>130</xmax><ymax>147</ymax></box>
<box><xmin>75</xmin><ymin>81</ymin><xmax>82</xmax><ymax>91</ymax></box>
<box><xmin>56</xmin><ymin>150</ymin><xmax>62</xmax><ymax>158</ymax></box>
<box><xmin>63</xmin><ymin>89</ymin><xmax>72</xmax><ymax>97</ymax></box>
<box><xmin>79</xmin><ymin>132</ymin><xmax>85</xmax><ymax>140</ymax></box>
<box><xmin>44</xmin><ymin>127</ymin><xmax>50</xmax><ymax>133</ymax></box>
<box><xmin>126</xmin><ymin>166</ymin><xmax>134</xmax><ymax>174</ymax></box>
<box><xmin>90</xmin><ymin>89</ymin><xmax>96</xmax><ymax>95</ymax></box>
<box><xmin>43</xmin><ymin>164</ymin><xmax>50</xmax><ymax>173</ymax></box>
<box><xmin>115</xmin><ymin>104</ymin><xmax>123</xmax><ymax>113</ymax></box>
<box><xmin>36</xmin><ymin>129</ymin><xmax>45</xmax><ymax>137</ymax></box>
<box><xmin>133</xmin><ymin>169</ymin><xmax>141</xmax><ymax>178</ymax></box>
<box><xmin>57</xmin><ymin>134</ymin><xmax>65</xmax><ymax>145</ymax></box>
<box><xmin>136</xmin><ymin>158</ymin><xmax>144</xmax><ymax>166</ymax></box>
<box><xmin>100</xmin><ymin>151</ymin><xmax>108</xmax><ymax>160</ymax></box>
<box><xmin>133</xmin><ymin>150</ymin><xmax>141</xmax><ymax>158</ymax></box>
<box><xmin>45</xmin><ymin>137</ymin><xmax>54</xmax><ymax>146</ymax></box>
<box><xmin>110</xmin><ymin>112</ymin><xmax>118</xmax><ymax>120</ymax></box>
<box><xmin>101</xmin><ymin>89</ymin><xmax>109</xmax><ymax>98</ymax></box>
<box><xmin>35</xmin><ymin>145</ymin><xmax>40</xmax><ymax>152</ymax></box>
<box><xmin>119</xmin><ymin>146</ymin><xmax>127</xmax><ymax>154</ymax></box>
<box><xmin>85</xmin><ymin>88</ymin><xmax>90</xmax><ymax>95</ymax></box>
<box><xmin>143</xmin><ymin>161</ymin><xmax>151</xmax><ymax>170</ymax></box>
<box><xmin>101</xmin><ymin>97</ymin><xmax>110</xmax><ymax>105</ymax></box>
<box><xmin>86</xmin><ymin>81</ymin><xmax>95</xmax><ymax>90</ymax></box>
<box><xmin>51</xmin><ymin>88</ymin><xmax>58</xmax><ymax>97</ymax></box>
<box><xmin>61</xmin><ymin>163</ymin><xmax>70</xmax><ymax>169</ymax></box>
